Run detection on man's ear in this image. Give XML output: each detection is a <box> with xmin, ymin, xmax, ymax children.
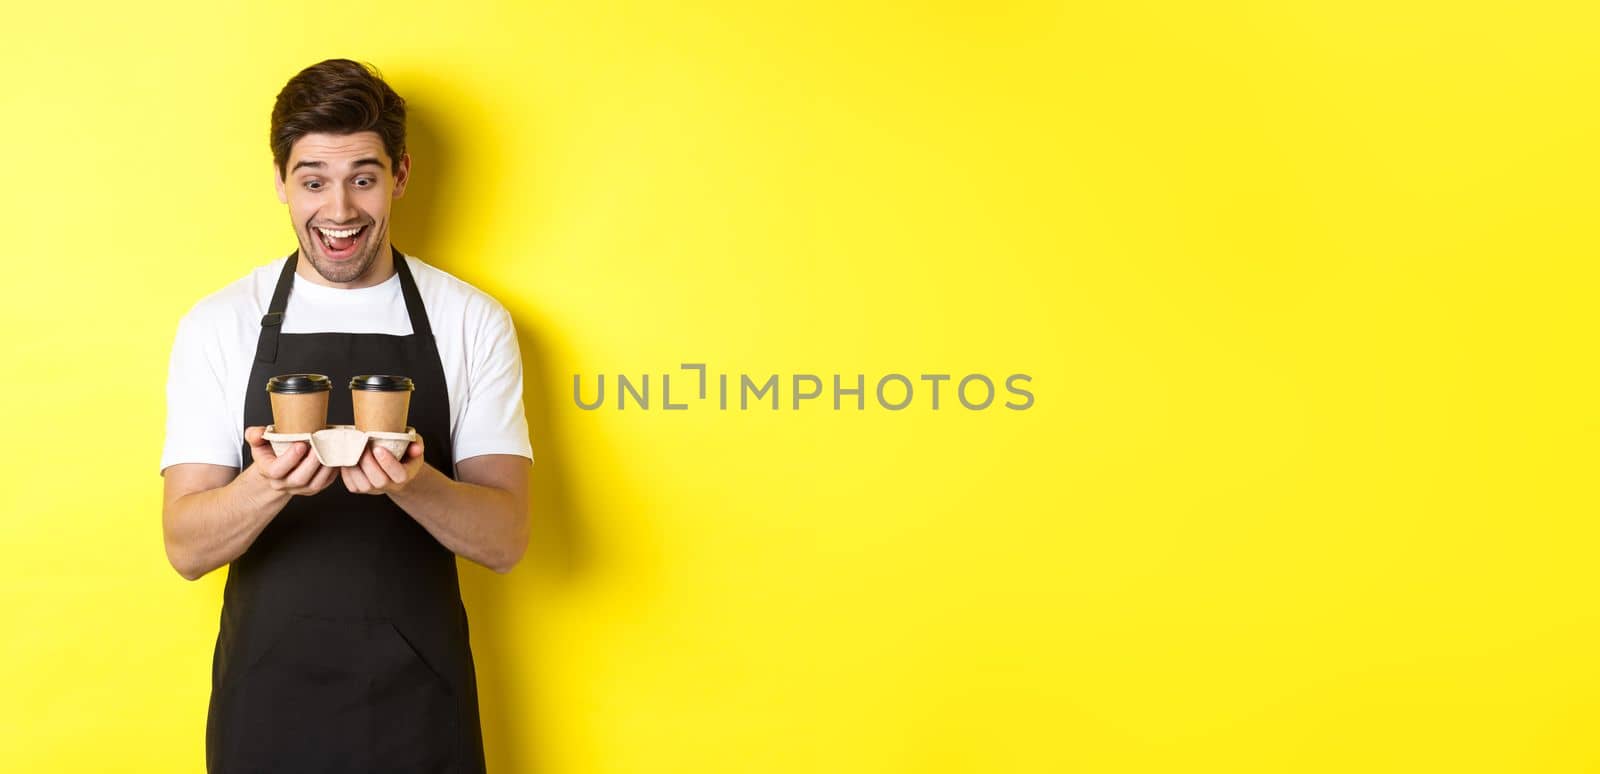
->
<box><xmin>392</xmin><ymin>152</ymin><xmax>411</xmax><ymax>200</ymax></box>
<box><xmin>273</xmin><ymin>162</ymin><xmax>288</xmax><ymax>204</ymax></box>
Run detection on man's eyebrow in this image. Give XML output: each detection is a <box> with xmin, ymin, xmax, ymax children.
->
<box><xmin>290</xmin><ymin>157</ymin><xmax>388</xmax><ymax>173</ymax></box>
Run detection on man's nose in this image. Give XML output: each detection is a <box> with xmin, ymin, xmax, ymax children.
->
<box><xmin>327</xmin><ymin>187</ymin><xmax>358</xmax><ymax>222</ymax></box>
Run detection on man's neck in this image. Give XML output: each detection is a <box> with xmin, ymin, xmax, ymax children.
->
<box><xmin>295</xmin><ymin>238</ymin><xmax>396</xmax><ymax>290</ymax></box>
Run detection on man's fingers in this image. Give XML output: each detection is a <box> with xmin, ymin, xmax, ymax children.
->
<box><xmin>266</xmin><ymin>441</ymin><xmax>308</xmax><ymax>479</ymax></box>
<box><xmin>308</xmin><ymin>463</ymin><xmax>338</xmax><ymax>493</ymax></box>
<box><xmin>284</xmin><ymin>449</ymin><xmax>321</xmax><ymax>489</ymax></box>
<box><xmin>373</xmin><ymin>445</ymin><xmax>408</xmax><ymax>481</ymax></box>
<box><xmin>344</xmin><ymin>463</ymin><xmax>372</xmax><ymax>494</ymax></box>
<box><xmin>359</xmin><ymin>449</ymin><xmax>391</xmax><ymax>490</ymax></box>
<box><xmin>246</xmin><ymin>427</ymin><xmax>278</xmax><ymax>465</ymax></box>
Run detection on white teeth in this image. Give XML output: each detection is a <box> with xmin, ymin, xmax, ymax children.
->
<box><xmin>316</xmin><ymin>226</ymin><xmax>363</xmax><ymax>238</ymax></box>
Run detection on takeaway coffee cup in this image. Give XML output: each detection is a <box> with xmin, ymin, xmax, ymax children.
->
<box><xmin>266</xmin><ymin>373</ymin><xmax>332</xmax><ymax>434</ymax></box>
<box><xmin>350</xmin><ymin>374</ymin><xmax>414</xmax><ymax>433</ymax></box>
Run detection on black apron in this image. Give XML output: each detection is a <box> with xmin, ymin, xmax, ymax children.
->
<box><xmin>206</xmin><ymin>246</ymin><xmax>488</xmax><ymax>773</ymax></box>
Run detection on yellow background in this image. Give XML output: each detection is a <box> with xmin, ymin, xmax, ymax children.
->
<box><xmin>2</xmin><ymin>1</ymin><xmax>1596</xmax><ymax>772</ymax></box>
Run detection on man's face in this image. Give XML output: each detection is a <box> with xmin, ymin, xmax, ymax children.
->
<box><xmin>275</xmin><ymin>131</ymin><xmax>409</xmax><ymax>286</ymax></box>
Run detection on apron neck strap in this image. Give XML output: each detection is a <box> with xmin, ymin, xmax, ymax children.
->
<box><xmin>391</xmin><ymin>247</ymin><xmax>435</xmax><ymax>342</ymax></box>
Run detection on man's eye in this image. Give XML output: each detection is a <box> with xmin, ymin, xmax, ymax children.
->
<box><xmin>355</xmin><ymin>178</ymin><xmax>374</xmax><ymax>187</ymax></box>
<box><xmin>303</xmin><ymin>180</ymin><xmax>322</xmax><ymax>191</ymax></box>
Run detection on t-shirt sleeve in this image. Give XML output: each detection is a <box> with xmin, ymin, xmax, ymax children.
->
<box><xmin>159</xmin><ymin>306</ymin><xmax>242</xmax><ymax>474</ymax></box>
<box><xmin>453</xmin><ymin>300</ymin><xmax>534</xmax><ymax>464</ymax></box>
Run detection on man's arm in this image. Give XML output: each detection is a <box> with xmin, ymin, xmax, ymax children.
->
<box><xmin>162</xmin><ymin>428</ymin><xmax>338</xmax><ymax>581</ymax></box>
<box><xmin>345</xmin><ymin>295</ymin><xmax>533</xmax><ymax>574</ymax></box>
<box><xmin>343</xmin><ymin>446</ymin><xmax>530</xmax><ymax>574</ymax></box>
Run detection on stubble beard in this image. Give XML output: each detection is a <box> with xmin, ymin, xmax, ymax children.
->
<box><xmin>300</xmin><ymin>220</ymin><xmax>386</xmax><ymax>285</ymax></box>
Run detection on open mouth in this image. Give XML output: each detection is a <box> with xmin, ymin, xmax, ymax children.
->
<box><xmin>314</xmin><ymin>224</ymin><xmax>369</xmax><ymax>260</ymax></box>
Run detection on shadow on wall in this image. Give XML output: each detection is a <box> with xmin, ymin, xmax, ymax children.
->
<box><xmin>390</xmin><ymin>74</ymin><xmax>590</xmax><ymax>774</ymax></box>
<box><xmin>389</xmin><ymin>89</ymin><xmax>449</xmax><ymax>270</ymax></box>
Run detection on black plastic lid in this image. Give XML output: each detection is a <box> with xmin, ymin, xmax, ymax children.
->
<box><xmin>349</xmin><ymin>374</ymin><xmax>415</xmax><ymax>392</ymax></box>
<box><xmin>266</xmin><ymin>373</ymin><xmax>332</xmax><ymax>394</ymax></box>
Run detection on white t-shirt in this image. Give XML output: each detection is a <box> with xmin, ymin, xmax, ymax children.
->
<box><xmin>159</xmin><ymin>252</ymin><xmax>534</xmax><ymax>475</ymax></box>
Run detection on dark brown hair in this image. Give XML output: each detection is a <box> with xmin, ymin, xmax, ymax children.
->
<box><xmin>270</xmin><ymin>59</ymin><xmax>406</xmax><ymax>178</ymax></box>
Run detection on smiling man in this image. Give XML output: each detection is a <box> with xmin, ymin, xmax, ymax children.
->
<box><xmin>159</xmin><ymin>59</ymin><xmax>531</xmax><ymax>773</ymax></box>
<box><xmin>282</xmin><ymin>134</ymin><xmax>394</xmax><ymax>284</ymax></box>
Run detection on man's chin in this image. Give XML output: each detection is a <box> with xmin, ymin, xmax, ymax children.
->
<box><xmin>304</xmin><ymin>243</ymin><xmax>377</xmax><ymax>284</ymax></box>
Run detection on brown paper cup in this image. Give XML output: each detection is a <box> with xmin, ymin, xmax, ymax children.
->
<box><xmin>352</xmin><ymin>389</ymin><xmax>411</xmax><ymax>433</ymax></box>
<box><xmin>269</xmin><ymin>391</ymin><xmax>330</xmax><ymax>434</ymax></box>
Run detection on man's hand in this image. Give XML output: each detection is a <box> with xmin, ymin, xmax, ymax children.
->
<box><xmin>245</xmin><ymin>425</ymin><xmax>338</xmax><ymax>497</ymax></box>
<box><xmin>342</xmin><ymin>437</ymin><xmax>427</xmax><ymax>496</ymax></box>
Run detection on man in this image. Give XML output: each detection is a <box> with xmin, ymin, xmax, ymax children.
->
<box><xmin>160</xmin><ymin>59</ymin><xmax>531</xmax><ymax>773</ymax></box>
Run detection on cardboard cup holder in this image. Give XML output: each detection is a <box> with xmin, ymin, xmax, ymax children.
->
<box><xmin>263</xmin><ymin>425</ymin><xmax>419</xmax><ymax>467</ymax></box>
